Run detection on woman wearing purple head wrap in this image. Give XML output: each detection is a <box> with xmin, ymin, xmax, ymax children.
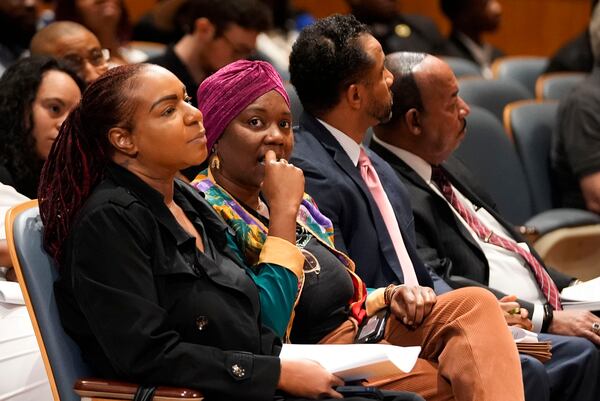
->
<box><xmin>192</xmin><ymin>61</ymin><xmax>434</xmax><ymax>398</ymax></box>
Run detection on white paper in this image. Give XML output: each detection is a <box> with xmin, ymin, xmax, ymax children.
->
<box><xmin>509</xmin><ymin>326</ymin><xmax>539</xmax><ymax>343</ymax></box>
<box><xmin>280</xmin><ymin>344</ymin><xmax>421</xmax><ymax>381</ymax></box>
<box><xmin>561</xmin><ymin>276</ymin><xmax>600</xmax><ymax>302</ymax></box>
<box><xmin>0</xmin><ymin>281</ymin><xmax>25</xmax><ymax>305</ymax></box>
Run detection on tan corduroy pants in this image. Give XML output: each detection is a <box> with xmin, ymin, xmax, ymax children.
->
<box><xmin>320</xmin><ymin>287</ymin><xmax>525</xmax><ymax>401</ymax></box>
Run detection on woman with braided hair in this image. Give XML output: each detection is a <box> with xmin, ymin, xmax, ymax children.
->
<box><xmin>38</xmin><ymin>62</ymin><xmax>414</xmax><ymax>400</ymax></box>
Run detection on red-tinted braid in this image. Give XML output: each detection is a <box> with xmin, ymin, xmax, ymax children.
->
<box><xmin>39</xmin><ymin>63</ymin><xmax>146</xmax><ymax>263</ymax></box>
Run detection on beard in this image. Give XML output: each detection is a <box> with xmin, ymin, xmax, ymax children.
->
<box><xmin>368</xmin><ymin>94</ymin><xmax>393</xmax><ymax>125</ymax></box>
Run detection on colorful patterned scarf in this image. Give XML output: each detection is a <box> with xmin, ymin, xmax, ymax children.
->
<box><xmin>193</xmin><ymin>169</ymin><xmax>368</xmax><ymax>324</ymax></box>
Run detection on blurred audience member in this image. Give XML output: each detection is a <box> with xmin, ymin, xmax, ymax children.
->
<box><xmin>546</xmin><ymin>0</ymin><xmax>599</xmax><ymax>73</ymax></box>
<box><xmin>347</xmin><ymin>0</ymin><xmax>447</xmax><ymax>55</ymax></box>
<box><xmin>440</xmin><ymin>0</ymin><xmax>504</xmax><ymax>78</ymax></box>
<box><xmin>0</xmin><ymin>0</ymin><xmax>38</xmax><ymax>76</ymax></box>
<box><xmin>132</xmin><ymin>0</ymin><xmax>187</xmax><ymax>44</ymax></box>
<box><xmin>254</xmin><ymin>0</ymin><xmax>308</xmax><ymax>79</ymax></box>
<box><xmin>54</xmin><ymin>0</ymin><xmax>147</xmax><ymax>65</ymax></box>
<box><xmin>553</xmin><ymin>3</ymin><xmax>600</xmax><ymax>213</ymax></box>
<box><xmin>148</xmin><ymin>0</ymin><xmax>271</xmax><ymax>110</ymax></box>
<box><xmin>30</xmin><ymin>21</ymin><xmax>109</xmax><ymax>84</ymax></box>
<box><xmin>0</xmin><ymin>56</ymin><xmax>84</xmax><ymax>199</ymax></box>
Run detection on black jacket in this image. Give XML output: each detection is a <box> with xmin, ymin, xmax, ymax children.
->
<box><xmin>370</xmin><ymin>142</ymin><xmax>574</xmax><ymax>317</ymax></box>
<box><xmin>55</xmin><ymin>164</ymin><xmax>281</xmax><ymax>400</ymax></box>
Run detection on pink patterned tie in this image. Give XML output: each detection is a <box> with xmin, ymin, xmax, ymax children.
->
<box><xmin>431</xmin><ymin>167</ymin><xmax>562</xmax><ymax>310</ymax></box>
<box><xmin>358</xmin><ymin>149</ymin><xmax>419</xmax><ymax>286</ymax></box>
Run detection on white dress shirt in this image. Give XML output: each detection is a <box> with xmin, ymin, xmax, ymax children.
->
<box><xmin>317</xmin><ymin>119</ymin><xmax>362</xmax><ymax>166</ymax></box>
<box><xmin>373</xmin><ymin>136</ymin><xmax>547</xmax><ymax>331</ymax></box>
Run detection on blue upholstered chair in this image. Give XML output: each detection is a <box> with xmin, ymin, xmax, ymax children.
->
<box><xmin>441</xmin><ymin>57</ymin><xmax>482</xmax><ymax>78</ymax></box>
<box><xmin>535</xmin><ymin>72</ymin><xmax>587</xmax><ymax>101</ymax></box>
<box><xmin>491</xmin><ymin>56</ymin><xmax>549</xmax><ymax>96</ymax></box>
<box><xmin>456</xmin><ymin>106</ymin><xmax>534</xmax><ymax>224</ymax></box>
<box><xmin>458</xmin><ymin>77</ymin><xmax>532</xmax><ymax>123</ymax></box>
<box><xmin>6</xmin><ymin>200</ymin><xmax>202</xmax><ymax>401</ymax></box>
<box><xmin>503</xmin><ymin>101</ymin><xmax>600</xmax><ymax>279</ymax></box>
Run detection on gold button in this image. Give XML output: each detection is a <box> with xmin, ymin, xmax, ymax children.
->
<box><xmin>395</xmin><ymin>24</ymin><xmax>412</xmax><ymax>38</ymax></box>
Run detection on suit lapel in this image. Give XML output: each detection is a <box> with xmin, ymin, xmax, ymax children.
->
<box><xmin>299</xmin><ymin>114</ymin><xmax>407</xmax><ymax>283</ymax></box>
<box><xmin>371</xmin><ymin>142</ymin><xmax>486</xmax><ymax>261</ymax></box>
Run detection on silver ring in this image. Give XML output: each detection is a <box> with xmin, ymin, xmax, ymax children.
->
<box><xmin>592</xmin><ymin>322</ymin><xmax>600</xmax><ymax>334</ymax></box>
<box><xmin>280</xmin><ymin>158</ymin><xmax>288</xmax><ymax>164</ymax></box>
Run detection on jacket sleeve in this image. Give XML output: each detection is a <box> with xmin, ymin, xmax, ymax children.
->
<box><xmin>70</xmin><ymin>203</ymin><xmax>280</xmax><ymax>400</ymax></box>
<box><xmin>245</xmin><ymin>236</ymin><xmax>304</xmax><ymax>338</ymax></box>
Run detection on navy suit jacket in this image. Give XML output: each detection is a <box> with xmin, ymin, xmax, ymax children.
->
<box><xmin>370</xmin><ymin>140</ymin><xmax>574</xmax><ymax>315</ymax></box>
<box><xmin>290</xmin><ymin>113</ymin><xmax>435</xmax><ymax>289</ymax></box>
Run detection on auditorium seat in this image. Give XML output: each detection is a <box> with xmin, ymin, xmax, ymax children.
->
<box><xmin>535</xmin><ymin>72</ymin><xmax>587</xmax><ymax>100</ymax></box>
<box><xmin>502</xmin><ymin>100</ymin><xmax>600</xmax><ymax>278</ymax></box>
<box><xmin>6</xmin><ymin>200</ymin><xmax>203</xmax><ymax>401</ymax></box>
<box><xmin>492</xmin><ymin>56</ymin><xmax>549</xmax><ymax>96</ymax></box>
<box><xmin>503</xmin><ymin>100</ymin><xmax>560</xmax><ymax>213</ymax></box>
<box><xmin>442</xmin><ymin>56</ymin><xmax>482</xmax><ymax>78</ymax></box>
<box><xmin>459</xmin><ymin>77</ymin><xmax>532</xmax><ymax>123</ymax></box>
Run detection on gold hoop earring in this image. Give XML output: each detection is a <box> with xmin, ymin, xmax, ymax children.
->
<box><xmin>210</xmin><ymin>155</ymin><xmax>221</xmax><ymax>170</ymax></box>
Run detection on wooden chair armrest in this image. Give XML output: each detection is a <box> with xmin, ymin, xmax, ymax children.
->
<box><xmin>74</xmin><ymin>378</ymin><xmax>203</xmax><ymax>400</ymax></box>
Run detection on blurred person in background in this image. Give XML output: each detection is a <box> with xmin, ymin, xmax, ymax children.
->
<box><xmin>0</xmin><ymin>56</ymin><xmax>84</xmax><ymax>199</ymax></box>
<box><xmin>54</xmin><ymin>0</ymin><xmax>147</xmax><ymax>65</ymax></box>
<box><xmin>553</xmin><ymin>3</ymin><xmax>600</xmax><ymax>213</ymax></box>
<box><xmin>0</xmin><ymin>0</ymin><xmax>39</xmax><ymax>75</ymax></box>
<box><xmin>148</xmin><ymin>0</ymin><xmax>271</xmax><ymax>109</ymax></box>
<box><xmin>30</xmin><ymin>21</ymin><xmax>109</xmax><ymax>84</ymax></box>
<box><xmin>440</xmin><ymin>0</ymin><xmax>504</xmax><ymax>78</ymax></box>
<box><xmin>546</xmin><ymin>0</ymin><xmax>600</xmax><ymax>73</ymax></box>
<box><xmin>347</xmin><ymin>0</ymin><xmax>448</xmax><ymax>55</ymax></box>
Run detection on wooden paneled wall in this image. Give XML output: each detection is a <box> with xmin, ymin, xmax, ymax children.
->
<box><xmin>292</xmin><ymin>0</ymin><xmax>593</xmax><ymax>56</ymax></box>
<box><xmin>124</xmin><ymin>0</ymin><xmax>593</xmax><ymax>56</ymax></box>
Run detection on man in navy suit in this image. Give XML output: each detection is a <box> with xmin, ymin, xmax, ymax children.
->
<box><xmin>289</xmin><ymin>14</ymin><xmax>440</xmax><ymax>292</ymax></box>
<box><xmin>370</xmin><ymin>51</ymin><xmax>599</xmax><ymax>401</ymax></box>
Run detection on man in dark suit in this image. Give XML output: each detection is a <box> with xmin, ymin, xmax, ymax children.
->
<box><xmin>370</xmin><ymin>51</ymin><xmax>599</xmax><ymax>401</ymax></box>
<box><xmin>288</xmin><ymin>14</ymin><xmax>532</xmax><ymax>401</ymax></box>
<box><xmin>439</xmin><ymin>0</ymin><xmax>504</xmax><ymax>78</ymax></box>
<box><xmin>289</xmin><ymin>15</ymin><xmax>437</xmax><ymax>292</ymax></box>
<box><xmin>348</xmin><ymin>0</ymin><xmax>448</xmax><ymax>55</ymax></box>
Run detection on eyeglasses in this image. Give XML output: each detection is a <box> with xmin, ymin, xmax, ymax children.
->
<box><xmin>62</xmin><ymin>48</ymin><xmax>110</xmax><ymax>71</ymax></box>
<box><xmin>220</xmin><ymin>33</ymin><xmax>254</xmax><ymax>58</ymax></box>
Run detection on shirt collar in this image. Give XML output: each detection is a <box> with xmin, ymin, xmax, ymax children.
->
<box><xmin>317</xmin><ymin>118</ymin><xmax>362</xmax><ymax>166</ymax></box>
<box><xmin>371</xmin><ymin>135</ymin><xmax>433</xmax><ymax>182</ymax></box>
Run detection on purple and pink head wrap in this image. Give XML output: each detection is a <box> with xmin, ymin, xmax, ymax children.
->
<box><xmin>197</xmin><ymin>60</ymin><xmax>290</xmax><ymax>152</ymax></box>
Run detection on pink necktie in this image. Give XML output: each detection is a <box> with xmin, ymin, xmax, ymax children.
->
<box><xmin>358</xmin><ymin>149</ymin><xmax>419</xmax><ymax>286</ymax></box>
<box><xmin>431</xmin><ymin>167</ymin><xmax>562</xmax><ymax>310</ymax></box>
